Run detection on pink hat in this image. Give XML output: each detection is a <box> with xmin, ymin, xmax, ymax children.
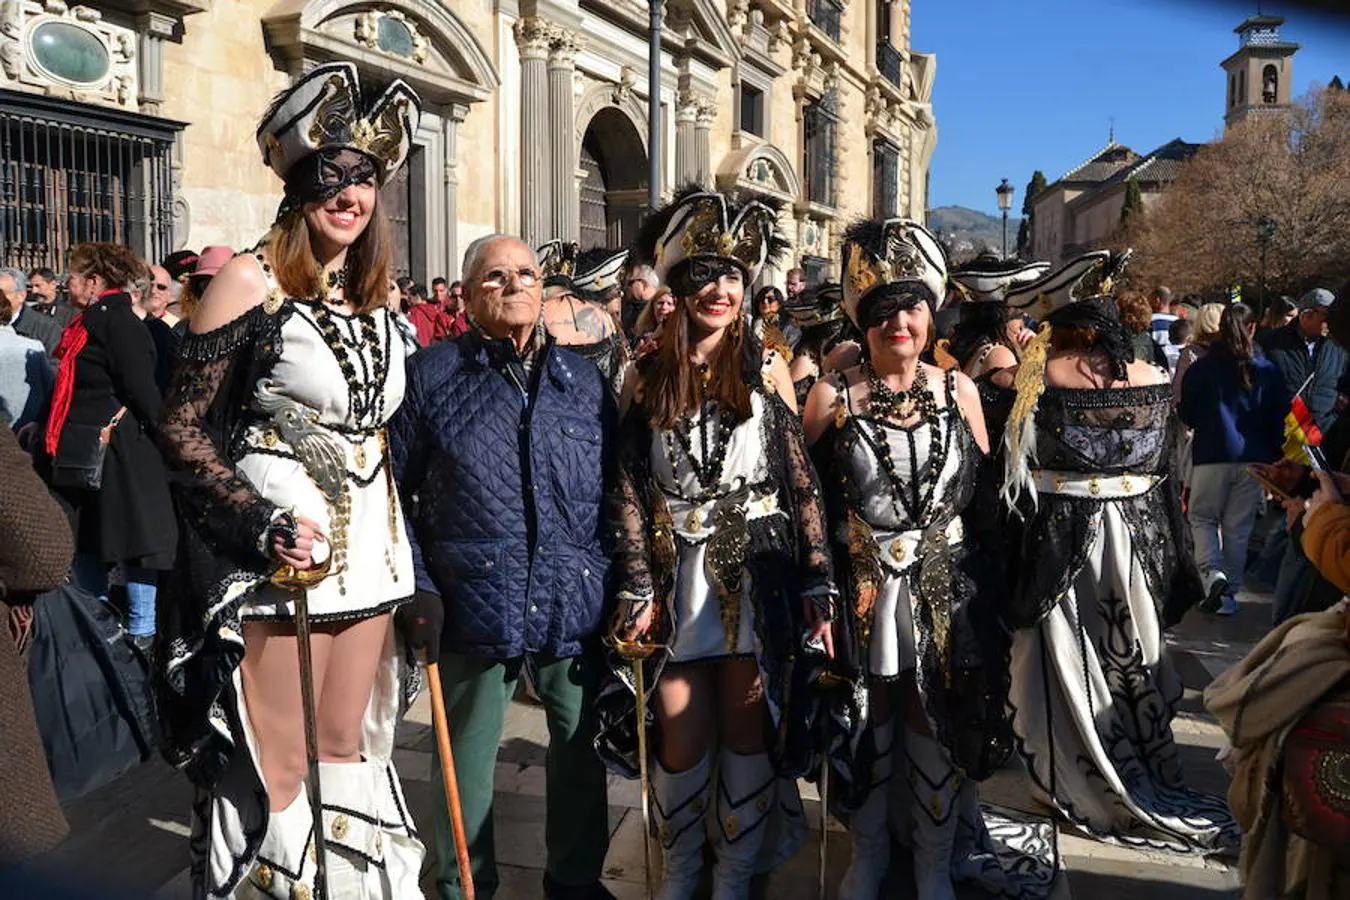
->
<box><xmin>194</xmin><ymin>245</ymin><xmax>235</xmax><ymax>277</ymax></box>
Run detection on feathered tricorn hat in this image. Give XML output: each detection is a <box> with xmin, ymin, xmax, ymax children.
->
<box><xmin>633</xmin><ymin>186</ymin><xmax>789</xmax><ymax>285</ymax></box>
<box><xmin>1004</xmin><ymin>250</ymin><xmax>1132</xmax><ymax>317</ymax></box>
<box><xmin>950</xmin><ymin>254</ymin><xmax>1051</xmax><ymax>303</ymax></box>
<box><xmin>256</xmin><ymin>62</ymin><xmax>421</xmax><ymax>186</ymax></box>
<box><xmin>572</xmin><ymin>248</ymin><xmax>629</xmax><ymax>301</ymax></box>
<box><xmin>840</xmin><ymin>218</ymin><xmax>948</xmax><ymax>326</ymax></box>
<box><xmin>537</xmin><ymin>240</ymin><xmax>579</xmax><ymax>288</ymax></box>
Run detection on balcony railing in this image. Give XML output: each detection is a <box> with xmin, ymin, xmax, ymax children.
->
<box><xmin>807</xmin><ymin>0</ymin><xmax>842</xmax><ymax>42</ymax></box>
<box><xmin>877</xmin><ymin>41</ymin><xmax>903</xmax><ymax>90</ymax></box>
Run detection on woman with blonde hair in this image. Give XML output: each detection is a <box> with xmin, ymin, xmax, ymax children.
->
<box><xmin>631</xmin><ymin>285</ymin><xmax>676</xmax><ymax>359</ymax></box>
<box><xmin>155</xmin><ymin>63</ymin><xmax>428</xmax><ymax>898</ymax></box>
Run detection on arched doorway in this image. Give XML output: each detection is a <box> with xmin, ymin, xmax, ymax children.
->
<box><xmin>578</xmin><ymin>108</ymin><xmax>647</xmax><ymax>250</ymax></box>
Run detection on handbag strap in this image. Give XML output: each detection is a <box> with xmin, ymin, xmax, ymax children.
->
<box><xmin>100</xmin><ymin>407</ymin><xmax>128</xmax><ymax>443</ymax></box>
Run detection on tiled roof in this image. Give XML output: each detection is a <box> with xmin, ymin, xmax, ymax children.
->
<box><xmin>1053</xmin><ymin>143</ymin><xmax>1139</xmax><ymax>186</ymax></box>
<box><xmin>1063</xmin><ymin>138</ymin><xmax>1202</xmax><ymax>211</ymax></box>
<box><xmin>1105</xmin><ymin>138</ymin><xmax>1201</xmax><ymax>187</ymax></box>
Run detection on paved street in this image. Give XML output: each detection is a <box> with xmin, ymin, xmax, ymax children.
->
<box><xmin>27</xmin><ymin>593</ymin><xmax>1270</xmax><ymax>900</ymax></box>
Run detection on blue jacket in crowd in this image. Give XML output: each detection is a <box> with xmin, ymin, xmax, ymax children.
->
<box><xmin>1257</xmin><ymin>321</ymin><xmax>1348</xmax><ymax>433</ymax></box>
<box><xmin>1178</xmin><ymin>347</ymin><xmax>1289</xmax><ymax>466</ymax></box>
<box><xmin>389</xmin><ymin>331</ymin><xmax>616</xmax><ymax>661</ymax></box>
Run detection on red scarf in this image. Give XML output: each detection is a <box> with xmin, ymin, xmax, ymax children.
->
<box><xmin>43</xmin><ymin>289</ymin><xmax>119</xmax><ymax>456</ymax></box>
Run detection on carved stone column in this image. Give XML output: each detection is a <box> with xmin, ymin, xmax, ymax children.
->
<box><xmin>445</xmin><ymin>104</ymin><xmax>468</xmax><ymax>278</ymax></box>
<box><xmin>695</xmin><ymin>99</ymin><xmax>716</xmax><ymax>188</ymax></box>
<box><xmin>515</xmin><ymin>17</ymin><xmax>552</xmax><ymax>247</ymax></box>
<box><xmin>548</xmin><ymin>29</ymin><xmax>580</xmax><ymax>243</ymax></box>
<box><xmin>135</xmin><ymin>12</ymin><xmax>174</xmax><ymax>114</ymax></box>
<box><xmin>674</xmin><ymin>89</ymin><xmax>699</xmax><ymax>187</ymax></box>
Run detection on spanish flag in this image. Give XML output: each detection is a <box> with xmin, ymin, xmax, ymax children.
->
<box><xmin>1283</xmin><ymin>375</ymin><xmax>1323</xmax><ymax>464</ymax></box>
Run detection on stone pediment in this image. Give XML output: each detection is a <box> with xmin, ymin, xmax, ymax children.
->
<box><xmin>263</xmin><ymin>0</ymin><xmax>498</xmax><ymax>108</ymax></box>
<box><xmin>716</xmin><ymin>140</ymin><xmax>800</xmax><ymax>203</ymax></box>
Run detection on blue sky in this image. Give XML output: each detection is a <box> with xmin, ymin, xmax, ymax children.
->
<box><xmin>912</xmin><ymin>0</ymin><xmax>1350</xmax><ymax>216</ymax></box>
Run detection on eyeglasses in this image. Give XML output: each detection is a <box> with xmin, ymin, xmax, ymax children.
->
<box><xmin>480</xmin><ymin>268</ymin><xmax>539</xmax><ymax>288</ymax></box>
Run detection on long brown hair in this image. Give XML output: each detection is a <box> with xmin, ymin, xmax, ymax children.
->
<box><xmin>1217</xmin><ymin>302</ymin><xmax>1256</xmax><ymax>391</ymax></box>
<box><xmin>638</xmin><ymin>298</ymin><xmax>752</xmax><ymax>431</ymax></box>
<box><xmin>267</xmin><ymin>198</ymin><xmax>393</xmax><ymax>313</ymax></box>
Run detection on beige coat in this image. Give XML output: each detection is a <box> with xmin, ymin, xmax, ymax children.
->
<box><xmin>1204</xmin><ymin>604</ymin><xmax>1350</xmax><ymax>900</ymax></box>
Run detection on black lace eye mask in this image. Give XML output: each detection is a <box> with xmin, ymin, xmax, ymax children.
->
<box><xmin>282</xmin><ymin>148</ymin><xmax>379</xmax><ymax>209</ymax></box>
<box><xmin>859</xmin><ymin>283</ymin><xmax>933</xmax><ymax>330</ymax></box>
<box><xmin>671</xmin><ymin>258</ymin><xmax>744</xmax><ymax>298</ymax></box>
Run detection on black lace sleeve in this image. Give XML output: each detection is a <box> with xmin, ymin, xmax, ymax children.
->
<box><xmin>158</xmin><ymin>307</ymin><xmax>280</xmax><ymax>569</ymax></box>
<box><xmin>770</xmin><ymin>395</ymin><xmax>835</xmax><ymax>597</ymax></box>
<box><xmin>605</xmin><ymin>408</ymin><xmax>656</xmax><ymax>605</ymax></box>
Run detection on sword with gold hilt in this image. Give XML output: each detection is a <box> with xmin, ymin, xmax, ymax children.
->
<box><xmin>608</xmin><ymin>621</ymin><xmax>664</xmax><ymax>900</ymax></box>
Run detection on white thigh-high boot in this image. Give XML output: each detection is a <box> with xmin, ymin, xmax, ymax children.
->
<box><xmin>711</xmin><ymin>749</ymin><xmax>775</xmax><ymax>900</ymax></box>
<box><xmin>317</xmin><ymin>761</ymin><xmax>427</xmax><ymax>900</ymax></box>
<box><xmin>652</xmin><ymin>753</ymin><xmax>712</xmax><ymax>900</ymax></box>
<box><xmin>242</xmin><ymin>789</ymin><xmax>316</xmax><ymax>899</ymax></box>
<box><xmin>838</xmin><ymin>720</ymin><xmax>895</xmax><ymax>900</ymax></box>
<box><xmin>906</xmin><ymin>728</ymin><xmax>960</xmax><ymax>900</ymax></box>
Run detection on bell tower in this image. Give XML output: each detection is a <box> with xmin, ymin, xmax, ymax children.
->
<box><xmin>1221</xmin><ymin>13</ymin><xmax>1299</xmax><ymax>129</ymax></box>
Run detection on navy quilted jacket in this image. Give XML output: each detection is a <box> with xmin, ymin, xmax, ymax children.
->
<box><xmin>390</xmin><ymin>331</ymin><xmax>616</xmax><ymax>660</ymax></box>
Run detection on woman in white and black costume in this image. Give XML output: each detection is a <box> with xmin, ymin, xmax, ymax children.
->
<box><xmin>155</xmin><ymin>63</ymin><xmax>433</xmax><ymax>898</ymax></box>
<box><xmin>597</xmin><ymin>188</ymin><xmax>837</xmax><ymax>900</ymax></box>
<box><xmin>802</xmin><ymin>220</ymin><xmax>1053</xmax><ymax>900</ymax></box>
<box><xmin>998</xmin><ymin>250</ymin><xmax>1238</xmax><ymax>854</ymax></box>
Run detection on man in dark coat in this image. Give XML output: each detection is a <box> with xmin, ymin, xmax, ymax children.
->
<box><xmin>1258</xmin><ymin>287</ymin><xmax>1348</xmax><ymax>433</ymax></box>
<box><xmin>1</xmin><ymin>269</ymin><xmax>62</xmax><ymax>355</ymax></box>
<box><xmin>1257</xmin><ymin>287</ymin><xmax>1349</xmax><ymax>623</ymax></box>
<box><xmin>390</xmin><ymin>234</ymin><xmax>616</xmax><ymax>900</ymax></box>
<box><xmin>26</xmin><ymin>268</ymin><xmax>77</xmax><ymax>329</ymax></box>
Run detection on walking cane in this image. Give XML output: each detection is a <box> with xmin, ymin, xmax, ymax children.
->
<box><xmin>292</xmin><ymin>583</ymin><xmax>330</xmax><ymax>900</ymax></box>
<box><xmin>426</xmin><ymin>662</ymin><xmax>475</xmax><ymax>900</ymax></box>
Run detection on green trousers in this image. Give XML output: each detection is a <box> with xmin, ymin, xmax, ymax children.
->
<box><xmin>431</xmin><ymin>650</ymin><xmax>610</xmax><ymax>900</ymax></box>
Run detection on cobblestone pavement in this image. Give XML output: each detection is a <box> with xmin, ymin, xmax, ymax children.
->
<box><xmin>28</xmin><ymin>592</ymin><xmax>1272</xmax><ymax>900</ymax></box>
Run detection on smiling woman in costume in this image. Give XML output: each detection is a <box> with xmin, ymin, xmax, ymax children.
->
<box><xmin>599</xmin><ymin>188</ymin><xmax>836</xmax><ymax>900</ymax></box>
<box><xmin>155</xmin><ymin>63</ymin><xmax>427</xmax><ymax>898</ymax></box>
<box><xmin>999</xmin><ymin>250</ymin><xmax>1237</xmax><ymax>854</ymax></box>
<box><xmin>802</xmin><ymin>221</ymin><xmax>1051</xmax><ymax>900</ymax></box>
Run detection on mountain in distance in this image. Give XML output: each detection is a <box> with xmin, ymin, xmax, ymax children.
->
<box><xmin>927</xmin><ymin>206</ymin><xmax>1023</xmax><ymax>261</ymax></box>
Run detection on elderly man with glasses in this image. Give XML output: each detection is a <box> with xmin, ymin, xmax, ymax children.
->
<box><xmin>390</xmin><ymin>234</ymin><xmax>617</xmax><ymax>900</ymax></box>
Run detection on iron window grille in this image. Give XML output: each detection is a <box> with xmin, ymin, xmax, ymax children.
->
<box><xmin>803</xmin><ymin>91</ymin><xmax>839</xmax><ymax>208</ymax></box>
<box><xmin>807</xmin><ymin>0</ymin><xmax>843</xmax><ymax>42</ymax></box>
<box><xmin>877</xmin><ymin>41</ymin><xmax>903</xmax><ymax>90</ymax></box>
<box><xmin>0</xmin><ymin>91</ymin><xmax>180</xmax><ymax>272</ymax></box>
<box><xmin>872</xmin><ymin>139</ymin><xmax>899</xmax><ymax>218</ymax></box>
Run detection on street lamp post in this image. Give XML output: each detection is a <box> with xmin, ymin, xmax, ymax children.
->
<box><xmin>996</xmin><ymin>178</ymin><xmax>1015</xmax><ymax>259</ymax></box>
<box><xmin>1255</xmin><ymin>216</ymin><xmax>1277</xmax><ymax>319</ymax></box>
<box><xmin>648</xmin><ymin>1</ymin><xmax>663</xmax><ymax>213</ymax></box>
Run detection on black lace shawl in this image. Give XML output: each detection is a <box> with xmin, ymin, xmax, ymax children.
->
<box><xmin>1004</xmin><ymin>383</ymin><xmax>1203</xmax><ymax>631</ymax></box>
<box><xmin>154</xmin><ymin>304</ymin><xmax>291</xmax><ymax>786</ymax></box>
<box><xmin>594</xmin><ymin>363</ymin><xmax>834</xmax><ymax>777</ymax></box>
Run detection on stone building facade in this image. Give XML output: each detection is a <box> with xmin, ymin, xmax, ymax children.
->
<box><xmin>0</xmin><ymin>0</ymin><xmax>937</xmax><ymax>285</ymax></box>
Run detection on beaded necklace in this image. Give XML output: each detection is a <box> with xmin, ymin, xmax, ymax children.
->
<box><xmin>666</xmin><ymin>363</ymin><xmax>736</xmax><ymax>499</ymax></box>
<box><xmin>305</xmin><ymin>262</ymin><xmax>389</xmax><ymax>429</ymax></box>
<box><xmin>861</xmin><ymin>362</ymin><xmax>945</xmax><ymax>525</ymax></box>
